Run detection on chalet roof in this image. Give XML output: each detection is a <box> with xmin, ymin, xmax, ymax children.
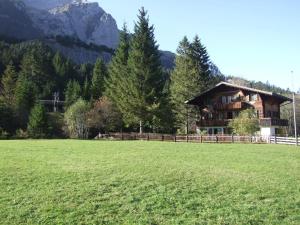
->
<box><xmin>186</xmin><ymin>82</ymin><xmax>292</xmax><ymax>105</ymax></box>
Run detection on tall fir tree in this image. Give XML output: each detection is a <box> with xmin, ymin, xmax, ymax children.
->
<box><xmin>15</xmin><ymin>75</ymin><xmax>38</xmax><ymax>127</ymax></box>
<box><xmin>170</xmin><ymin>35</ymin><xmax>222</xmax><ymax>133</ymax></box>
<box><xmin>105</xmin><ymin>24</ymin><xmax>130</xmax><ymax>121</ymax></box>
<box><xmin>190</xmin><ymin>35</ymin><xmax>213</xmax><ymax>89</ymax></box>
<box><xmin>27</xmin><ymin>103</ymin><xmax>49</xmax><ymax>138</ymax></box>
<box><xmin>82</xmin><ymin>77</ymin><xmax>90</xmax><ymax>101</ymax></box>
<box><xmin>125</xmin><ymin>8</ymin><xmax>164</xmax><ymax>132</ymax></box>
<box><xmin>170</xmin><ymin>36</ymin><xmax>202</xmax><ymax>132</ymax></box>
<box><xmin>64</xmin><ymin>80</ymin><xmax>82</xmax><ymax>108</ymax></box>
<box><xmin>19</xmin><ymin>45</ymin><xmax>54</xmax><ymax>99</ymax></box>
<box><xmin>91</xmin><ymin>58</ymin><xmax>107</xmax><ymax>100</ymax></box>
<box><xmin>0</xmin><ymin>63</ymin><xmax>18</xmax><ymax>106</ymax></box>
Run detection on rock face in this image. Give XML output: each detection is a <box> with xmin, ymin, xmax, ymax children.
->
<box><xmin>0</xmin><ymin>0</ymin><xmax>42</xmax><ymax>40</ymax></box>
<box><xmin>23</xmin><ymin>0</ymin><xmax>119</xmax><ymax>48</ymax></box>
<box><xmin>0</xmin><ymin>0</ymin><xmax>175</xmax><ymax>69</ymax></box>
<box><xmin>22</xmin><ymin>0</ymin><xmax>74</xmax><ymax>10</ymax></box>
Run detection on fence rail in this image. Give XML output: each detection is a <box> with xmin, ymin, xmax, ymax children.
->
<box><xmin>96</xmin><ymin>133</ymin><xmax>267</xmax><ymax>144</ymax></box>
<box><xmin>270</xmin><ymin>136</ymin><xmax>299</xmax><ymax>146</ymax></box>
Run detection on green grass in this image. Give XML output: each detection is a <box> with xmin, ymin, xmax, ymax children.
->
<box><xmin>0</xmin><ymin>141</ymin><xmax>299</xmax><ymax>225</ymax></box>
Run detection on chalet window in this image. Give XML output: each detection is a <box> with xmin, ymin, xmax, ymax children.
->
<box><xmin>218</xmin><ymin>112</ymin><xmax>224</xmax><ymax>120</ymax></box>
<box><xmin>222</xmin><ymin>96</ymin><xmax>227</xmax><ymax>104</ymax></box>
<box><xmin>250</xmin><ymin>94</ymin><xmax>258</xmax><ymax>101</ymax></box>
<box><xmin>227</xmin><ymin>96</ymin><xmax>232</xmax><ymax>103</ymax></box>
<box><xmin>227</xmin><ymin>112</ymin><xmax>233</xmax><ymax>119</ymax></box>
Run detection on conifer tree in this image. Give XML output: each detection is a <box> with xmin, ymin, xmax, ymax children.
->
<box><xmin>190</xmin><ymin>35</ymin><xmax>212</xmax><ymax>90</ymax></box>
<box><xmin>125</xmin><ymin>8</ymin><xmax>164</xmax><ymax>132</ymax></box>
<box><xmin>52</xmin><ymin>52</ymin><xmax>66</xmax><ymax>78</ymax></box>
<box><xmin>170</xmin><ymin>37</ymin><xmax>200</xmax><ymax>132</ymax></box>
<box><xmin>65</xmin><ymin>80</ymin><xmax>81</xmax><ymax>108</ymax></box>
<box><xmin>82</xmin><ymin>77</ymin><xmax>90</xmax><ymax>101</ymax></box>
<box><xmin>170</xmin><ymin>35</ymin><xmax>222</xmax><ymax>133</ymax></box>
<box><xmin>105</xmin><ymin>24</ymin><xmax>130</xmax><ymax>121</ymax></box>
<box><xmin>15</xmin><ymin>75</ymin><xmax>38</xmax><ymax>127</ymax></box>
<box><xmin>27</xmin><ymin>103</ymin><xmax>49</xmax><ymax>138</ymax></box>
<box><xmin>0</xmin><ymin>63</ymin><xmax>17</xmax><ymax>106</ymax></box>
<box><xmin>19</xmin><ymin>46</ymin><xmax>54</xmax><ymax>98</ymax></box>
<box><xmin>91</xmin><ymin>58</ymin><xmax>107</xmax><ymax>100</ymax></box>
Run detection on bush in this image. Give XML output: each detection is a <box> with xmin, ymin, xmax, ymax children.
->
<box><xmin>0</xmin><ymin>128</ymin><xmax>9</xmax><ymax>139</ymax></box>
<box><xmin>64</xmin><ymin>99</ymin><xmax>90</xmax><ymax>139</ymax></box>
<box><xmin>15</xmin><ymin>129</ymin><xmax>28</xmax><ymax>139</ymax></box>
<box><xmin>229</xmin><ymin>109</ymin><xmax>259</xmax><ymax>135</ymax></box>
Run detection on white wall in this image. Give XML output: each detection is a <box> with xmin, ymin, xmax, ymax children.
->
<box><xmin>260</xmin><ymin>127</ymin><xmax>276</xmax><ymax>136</ymax></box>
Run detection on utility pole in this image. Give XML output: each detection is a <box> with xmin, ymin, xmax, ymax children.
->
<box><xmin>293</xmin><ymin>92</ymin><xmax>298</xmax><ymax>146</ymax></box>
<box><xmin>291</xmin><ymin>71</ymin><xmax>298</xmax><ymax>146</ymax></box>
<box><xmin>53</xmin><ymin>92</ymin><xmax>59</xmax><ymax>112</ymax></box>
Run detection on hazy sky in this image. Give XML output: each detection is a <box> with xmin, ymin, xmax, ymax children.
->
<box><xmin>98</xmin><ymin>0</ymin><xmax>300</xmax><ymax>91</ymax></box>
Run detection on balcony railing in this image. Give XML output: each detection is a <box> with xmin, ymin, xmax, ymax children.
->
<box><xmin>197</xmin><ymin>120</ymin><xmax>230</xmax><ymax>127</ymax></box>
<box><xmin>259</xmin><ymin>118</ymin><xmax>289</xmax><ymax>127</ymax></box>
<box><xmin>214</xmin><ymin>102</ymin><xmax>244</xmax><ymax>110</ymax></box>
<box><xmin>198</xmin><ymin>118</ymin><xmax>289</xmax><ymax>128</ymax></box>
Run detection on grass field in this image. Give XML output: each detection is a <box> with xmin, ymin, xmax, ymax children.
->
<box><xmin>0</xmin><ymin>141</ymin><xmax>299</xmax><ymax>225</ymax></box>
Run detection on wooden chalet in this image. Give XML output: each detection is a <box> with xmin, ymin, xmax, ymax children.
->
<box><xmin>186</xmin><ymin>82</ymin><xmax>292</xmax><ymax>136</ymax></box>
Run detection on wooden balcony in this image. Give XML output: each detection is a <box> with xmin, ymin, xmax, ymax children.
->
<box><xmin>197</xmin><ymin>120</ymin><xmax>230</xmax><ymax>127</ymax></box>
<box><xmin>214</xmin><ymin>102</ymin><xmax>244</xmax><ymax>110</ymax></box>
<box><xmin>259</xmin><ymin>118</ymin><xmax>289</xmax><ymax>127</ymax></box>
<box><xmin>198</xmin><ymin>118</ymin><xmax>289</xmax><ymax>128</ymax></box>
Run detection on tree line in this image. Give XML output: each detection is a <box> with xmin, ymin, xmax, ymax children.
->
<box><xmin>0</xmin><ymin>8</ymin><xmax>289</xmax><ymax>139</ymax></box>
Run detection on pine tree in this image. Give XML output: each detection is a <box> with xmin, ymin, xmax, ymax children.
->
<box><xmin>170</xmin><ymin>36</ymin><xmax>222</xmax><ymax>133</ymax></box>
<box><xmin>190</xmin><ymin>35</ymin><xmax>213</xmax><ymax>90</ymax></box>
<box><xmin>19</xmin><ymin>45</ymin><xmax>54</xmax><ymax>99</ymax></box>
<box><xmin>0</xmin><ymin>63</ymin><xmax>17</xmax><ymax>106</ymax></box>
<box><xmin>125</xmin><ymin>8</ymin><xmax>164</xmax><ymax>132</ymax></box>
<box><xmin>52</xmin><ymin>52</ymin><xmax>66</xmax><ymax>78</ymax></box>
<box><xmin>27</xmin><ymin>103</ymin><xmax>49</xmax><ymax>138</ymax></box>
<box><xmin>82</xmin><ymin>77</ymin><xmax>90</xmax><ymax>101</ymax></box>
<box><xmin>105</xmin><ymin>24</ymin><xmax>130</xmax><ymax>121</ymax></box>
<box><xmin>91</xmin><ymin>58</ymin><xmax>107</xmax><ymax>100</ymax></box>
<box><xmin>170</xmin><ymin>37</ymin><xmax>200</xmax><ymax>132</ymax></box>
<box><xmin>15</xmin><ymin>75</ymin><xmax>38</xmax><ymax>127</ymax></box>
<box><xmin>65</xmin><ymin>80</ymin><xmax>81</xmax><ymax>107</ymax></box>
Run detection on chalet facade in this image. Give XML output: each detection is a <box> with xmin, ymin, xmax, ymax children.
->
<box><xmin>186</xmin><ymin>82</ymin><xmax>292</xmax><ymax>136</ymax></box>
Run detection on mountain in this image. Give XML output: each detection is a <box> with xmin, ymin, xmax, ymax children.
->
<box><xmin>24</xmin><ymin>0</ymin><xmax>119</xmax><ymax>48</ymax></box>
<box><xmin>0</xmin><ymin>0</ymin><xmax>42</xmax><ymax>40</ymax></box>
<box><xmin>0</xmin><ymin>0</ymin><xmax>175</xmax><ymax>69</ymax></box>
<box><xmin>22</xmin><ymin>0</ymin><xmax>75</xmax><ymax>10</ymax></box>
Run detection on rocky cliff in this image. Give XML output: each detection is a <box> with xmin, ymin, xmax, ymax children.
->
<box><xmin>24</xmin><ymin>0</ymin><xmax>120</xmax><ymax>48</ymax></box>
<box><xmin>0</xmin><ymin>0</ymin><xmax>175</xmax><ymax>69</ymax></box>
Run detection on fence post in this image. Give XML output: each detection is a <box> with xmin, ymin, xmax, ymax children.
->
<box><xmin>147</xmin><ymin>134</ymin><xmax>150</xmax><ymax>141</ymax></box>
<box><xmin>200</xmin><ymin>135</ymin><xmax>203</xmax><ymax>143</ymax></box>
<box><xmin>231</xmin><ymin>134</ymin><xmax>234</xmax><ymax>143</ymax></box>
<box><xmin>187</xmin><ymin>134</ymin><xmax>189</xmax><ymax>143</ymax></box>
<box><xmin>174</xmin><ymin>135</ymin><xmax>177</xmax><ymax>142</ymax></box>
<box><xmin>250</xmin><ymin>136</ymin><xmax>252</xmax><ymax>143</ymax></box>
<box><xmin>216</xmin><ymin>135</ymin><xmax>218</xmax><ymax>143</ymax></box>
<box><xmin>162</xmin><ymin>135</ymin><xmax>164</xmax><ymax>142</ymax></box>
<box><xmin>121</xmin><ymin>132</ymin><xmax>124</xmax><ymax>141</ymax></box>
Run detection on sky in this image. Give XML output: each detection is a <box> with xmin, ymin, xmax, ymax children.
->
<box><xmin>98</xmin><ymin>0</ymin><xmax>300</xmax><ymax>91</ymax></box>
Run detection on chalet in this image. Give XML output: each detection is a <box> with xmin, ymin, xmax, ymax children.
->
<box><xmin>186</xmin><ymin>82</ymin><xmax>292</xmax><ymax>136</ymax></box>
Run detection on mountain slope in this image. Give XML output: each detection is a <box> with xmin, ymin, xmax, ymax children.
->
<box><xmin>25</xmin><ymin>0</ymin><xmax>120</xmax><ymax>48</ymax></box>
<box><xmin>0</xmin><ymin>0</ymin><xmax>42</xmax><ymax>40</ymax></box>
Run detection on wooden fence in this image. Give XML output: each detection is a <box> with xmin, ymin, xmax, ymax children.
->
<box><xmin>96</xmin><ymin>133</ymin><xmax>267</xmax><ymax>144</ymax></box>
<box><xmin>270</xmin><ymin>136</ymin><xmax>299</xmax><ymax>146</ymax></box>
